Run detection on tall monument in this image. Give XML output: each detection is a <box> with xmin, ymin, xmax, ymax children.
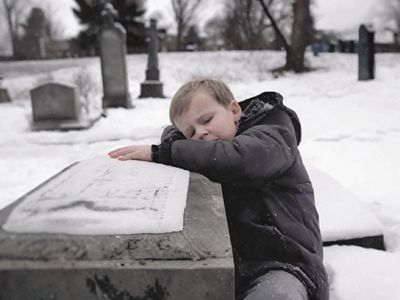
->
<box><xmin>99</xmin><ymin>1</ymin><xmax>132</xmax><ymax>108</ymax></box>
<box><xmin>139</xmin><ymin>19</ymin><xmax>165</xmax><ymax>98</ymax></box>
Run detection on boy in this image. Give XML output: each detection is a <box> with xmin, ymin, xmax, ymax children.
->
<box><xmin>109</xmin><ymin>79</ymin><xmax>329</xmax><ymax>300</ymax></box>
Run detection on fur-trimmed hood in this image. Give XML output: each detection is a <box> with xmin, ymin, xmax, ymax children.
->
<box><xmin>238</xmin><ymin>92</ymin><xmax>302</xmax><ymax>145</ymax></box>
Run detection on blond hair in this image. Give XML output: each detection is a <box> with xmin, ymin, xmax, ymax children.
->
<box><xmin>169</xmin><ymin>79</ymin><xmax>235</xmax><ymax>125</ymax></box>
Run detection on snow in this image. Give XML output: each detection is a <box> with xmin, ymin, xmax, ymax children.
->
<box><xmin>309</xmin><ymin>167</ymin><xmax>383</xmax><ymax>242</ymax></box>
<box><xmin>3</xmin><ymin>157</ymin><xmax>189</xmax><ymax>235</ymax></box>
<box><xmin>0</xmin><ymin>50</ymin><xmax>400</xmax><ymax>299</ymax></box>
<box><xmin>325</xmin><ymin>246</ymin><xmax>400</xmax><ymax>300</ymax></box>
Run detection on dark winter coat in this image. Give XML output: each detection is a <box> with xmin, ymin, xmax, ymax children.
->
<box><xmin>152</xmin><ymin>92</ymin><xmax>329</xmax><ymax>300</ymax></box>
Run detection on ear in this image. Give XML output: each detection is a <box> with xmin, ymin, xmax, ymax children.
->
<box><xmin>231</xmin><ymin>100</ymin><xmax>241</xmax><ymax>122</ymax></box>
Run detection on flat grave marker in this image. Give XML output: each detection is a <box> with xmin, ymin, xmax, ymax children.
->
<box><xmin>0</xmin><ymin>157</ymin><xmax>234</xmax><ymax>300</ymax></box>
<box><xmin>310</xmin><ymin>167</ymin><xmax>384</xmax><ymax>250</ymax></box>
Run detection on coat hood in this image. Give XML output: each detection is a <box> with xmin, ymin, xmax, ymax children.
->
<box><xmin>238</xmin><ymin>92</ymin><xmax>302</xmax><ymax>145</ymax></box>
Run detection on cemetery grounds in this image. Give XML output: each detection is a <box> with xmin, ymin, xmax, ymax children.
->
<box><xmin>0</xmin><ymin>50</ymin><xmax>400</xmax><ymax>299</ymax></box>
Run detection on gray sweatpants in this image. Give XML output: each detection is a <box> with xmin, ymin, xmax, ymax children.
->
<box><xmin>238</xmin><ymin>270</ymin><xmax>309</xmax><ymax>300</ymax></box>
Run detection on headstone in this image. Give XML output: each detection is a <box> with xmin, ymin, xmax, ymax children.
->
<box><xmin>99</xmin><ymin>2</ymin><xmax>132</xmax><ymax>108</ymax></box>
<box><xmin>348</xmin><ymin>40</ymin><xmax>355</xmax><ymax>53</ymax></box>
<box><xmin>358</xmin><ymin>24</ymin><xmax>375</xmax><ymax>80</ymax></box>
<box><xmin>139</xmin><ymin>19</ymin><xmax>165</xmax><ymax>98</ymax></box>
<box><xmin>337</xmin><ymin>39</ymin><xmax>345</xmax><ymax>52</ymax></box>
<box><xmin>0</xmin><ymin>157</ymin><xmax>234</xmax><ymax>299</ymax></box>
<box><xmin>30</xmin><ymin>82</ymin><xmax>100</xmax><ymax>131</ymax></box>
<box><xmin>311</xmin><ymin>42</ymin><xmax>322</xmax><ymax>56</ymax></box>
<box><xmin>0</xmin><ymin>88</ymin><xmax>11</xmax><ymax>103</ymax></box>
<box><xmin>310</xmin><ymin>167</ymin><xmax>384</xmax><ymax>250</ymax></box>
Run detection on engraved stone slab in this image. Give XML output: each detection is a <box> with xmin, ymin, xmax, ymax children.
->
<box><xmin>3</xmin><ymin>157</ymin><xmax>189</xmax><ymax>235</ymax></box>
<box><xmin>0</xmin><ymin>158</ymin><xmax>234</xmax><ymax>299</ymax></box>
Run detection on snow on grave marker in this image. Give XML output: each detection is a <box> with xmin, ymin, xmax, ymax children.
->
<box><xmin>0</xmin><ymin>156</ymin><xmax>234</xmax><ymax>299</ymax></box>
<box><xmin>310</xmin><ymin>167</ymin><xmax>384</xmax><ymax>250</ymax></box>
<box><xmin>3</xmin><ymin>157</ymin><xmax>189</xmax><ymax>235</ymax></box>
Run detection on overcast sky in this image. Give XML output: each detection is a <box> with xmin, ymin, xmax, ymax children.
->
<box><xmin>55</xmin><ymin>0</ymin><xmax>380</xmax><ymax>38</ymax></box>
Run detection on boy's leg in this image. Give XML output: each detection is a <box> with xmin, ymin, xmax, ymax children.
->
<box><xmin>237</xmin><ymin>270</ymin><xmax>309</xmax><ymax>300</ymax></box>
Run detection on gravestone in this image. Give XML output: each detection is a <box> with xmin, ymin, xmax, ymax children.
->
<box><xmin>358</xmin><ymin>24</ymin><xmax>375</xmax><ymax>80</ymax></box>
<box><xmin>139</xmin><ymin>19</ymin><xmax>165</xmax><ymax>98</ymax></box>
<box><xmin>348</xmin><ymin>40</ymin><xmax>356</xmax><ymax>53</ymax></box>
<box><xmin>99</xmin><ymin>2</ymin><xmax>132</xmax><ymax>108</ymax></box>
<box><xmin>30</xmin><ymin>82</ymin><xmax>100</xmax><ymax>131</ymax></box>
<box><xmin>0</xmin><ymin>157</ymin><xmax>234</xmax><ymax>300</ymax></box>
<box><xmin>0</xmin><ymin>88</ymin><xmax>11</xmax><ymax>103</ymax></box>
<box><xmin>310</xmin><ymin>167</ymin><xmax>384</xmax><ymax>250</ymax></box>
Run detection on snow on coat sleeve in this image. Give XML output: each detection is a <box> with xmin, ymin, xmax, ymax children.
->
<box><xmin>169</xmin><ymin>124</ymin><xmax>297</xmax><ymax>183</ymax></box>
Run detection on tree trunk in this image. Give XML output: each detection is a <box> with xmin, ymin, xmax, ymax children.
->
<box><xmin>285</xmin><ymin>0</ymin><xmax>312</xmax><ymax>72</ymax></box>
<box><xmin>4</xmin><ymin>3</ymin><xmax>16</xmax><ymax>57</ymax></box>
<box><xmin>176</xmin><ymin>19</ymin><xmax>183</xmax><ymax>51</ymax></box>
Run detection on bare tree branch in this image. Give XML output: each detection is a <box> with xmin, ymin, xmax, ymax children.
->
<box><xmin>257</xmin><ymin>0</ymin><xmax>290</xmax><ymax>51</ymax></box>
<box><xmin>171</xmin><ymin>0</ymin><xmax>204</xmax><ymax>50</ymax></box>
<box><xmin>0</xmin><ymin>0</ymin><xmax>27</xmax><ymax>57</ymax></box>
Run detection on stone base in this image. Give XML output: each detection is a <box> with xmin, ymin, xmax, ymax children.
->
<box><xmin>139</xmin><ymin>80</ymin><xmax>165</xmax><ymax>98</ymax></box>
<box><xmin>0</xmin><ymin>88</ymin><xmax>11</xmax><ymax>103</ymax></box>
<box><xmin>103</xmin><ymin>94</ymin><xmax>133</xmax><ymax>108</ymax></box>
<box><xmin>31</xmin><ymin>114</ymin><xmax>102</xmax><ymax>131</ymax></box>
<box><xmin>0</xmin><ymin>259</ymin><xmax>233</xmax><ymax>300</ymax></box>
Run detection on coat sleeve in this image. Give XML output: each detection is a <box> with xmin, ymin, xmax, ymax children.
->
<box><xmin>168</xmin><ymin>124</ymin><xmax>298</xmax><ymax>183</ymax></box>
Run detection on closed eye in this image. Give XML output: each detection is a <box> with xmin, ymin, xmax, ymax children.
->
<box><xmin>204</xmin><ymin>115</ymin><xmax>213</xmax><ymax>124</ymax></box>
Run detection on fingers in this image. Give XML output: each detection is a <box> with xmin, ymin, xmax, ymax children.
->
<box><xmin>108</xmin><ymin>145</ymin><xmax>152</xmax><ymax>162</ymax></box>
<box><xmin>108</xmin><ymin>146</ymin><xmax>135</xmax><ymax>158</ymax></box>
<box><xmin>117</xmin><ymin>151</ymin><xmax>141</xmax><ymax>161</ymax></box>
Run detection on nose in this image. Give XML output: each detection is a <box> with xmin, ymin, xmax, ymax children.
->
<box><xmin>192</xmin><ymin>127</ymin><xmax>208</xmax><ymax>141</ymax></box>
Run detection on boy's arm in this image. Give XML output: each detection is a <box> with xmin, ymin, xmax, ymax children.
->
<box><xmin>108</xmin><ymin>126</ymin><xmax>185</xmax><ymax>161</ymax></box>
<box><xmin>153</xmin><ymin>124</ymin><xmax>297</xmax><ymax>183</ymax></box>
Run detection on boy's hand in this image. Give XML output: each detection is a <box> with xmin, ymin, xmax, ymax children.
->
<box><xmin>108</xmin><ymin>145</ymin><xmax>152</xmax><ymax>161</ymax></box>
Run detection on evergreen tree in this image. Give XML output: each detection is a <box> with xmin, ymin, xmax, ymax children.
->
<box><xmin>73</xmin><ymin>0</ymin><xmax>147</xmax><ymax>54</ymax></box>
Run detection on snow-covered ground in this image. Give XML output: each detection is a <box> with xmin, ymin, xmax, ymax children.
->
<box><xmin>0</xmin><ymin>51</ymin><xmax>400</xmax><ymax>299</ymax></box>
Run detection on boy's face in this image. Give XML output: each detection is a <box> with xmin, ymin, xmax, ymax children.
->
<box><xmin>174</xmin><ymin>90</ymin><xmax>241</xmax><ymax>141</ymax></box>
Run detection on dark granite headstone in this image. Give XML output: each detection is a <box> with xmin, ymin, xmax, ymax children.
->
<box><xmin>30</xmin><ymin>82</ymin><xmax>99</xmax><ymax>131</ymax></box>
<box><xmin>99</xmin><ymin>2</ymin><xmax>132</xmax><ymax>108</ymax></box>
<box><xmin>358</xmin><ymin>24</ymin><xmax>375</xmax><ymax>80</ymax></box>
<box><xmin>139</xmin><ymin>19</ymin><xmax>165</xmax><ymax>98</ymax></box>
<box><xmin>0</xmin><ymin>88</ymin><xmax>11</xmax><ymax>103</ymax></box>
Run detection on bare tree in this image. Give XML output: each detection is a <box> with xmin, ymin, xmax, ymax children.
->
<box><xmin>238</xmin><ymin>0</ymin><xmax>290</xmax><ymax>50</ymax></box>
<box><xmin>204</xmin><ymin>0</ymin><xmax>291</xmax><ymax>51</ymax></box>
<box><xmin>171</xmin><ymin>0</ymin><xmax>204</xmax><ymax>51</ymax></box>
<box><xmin>383</xmin><ymin>0</ymin><xmax>400</xmax><ymax>44</ymax></box>
<box><xmin>0</xmin><ymin>0</ymin><xmax>26</xmax><ymax>57</ymax></box>
<box><xmin>258</xmin><ymin>0</ymin><xmax>314</xmax><ymax>73</ymax></box>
